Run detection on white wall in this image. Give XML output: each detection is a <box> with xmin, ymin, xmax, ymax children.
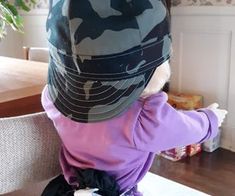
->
<box><xmin>21</xmin><ymin>9</ymin><xmax>48</xmax><ymax>48</ymax></box>
<box><xmin>0</xmin><ymin>28</ymin><xmax>23</xmax><ymax>58</ymax></box>
<box><xmin>170</xmin><ymin>6</ymin><xmax>235</xmax><ymax>151</ymax></box>
<box><xmin>0</xmin><ymin>9</ymin><xmax>48</xmax><ymax>58</ymax></box>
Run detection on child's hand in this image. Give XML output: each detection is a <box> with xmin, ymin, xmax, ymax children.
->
<box><xmin>207</xmin><ymin>103</ymin><xmax>228</xmax><ymax>127</ymax></box>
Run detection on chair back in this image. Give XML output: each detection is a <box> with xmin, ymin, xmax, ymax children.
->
<box><xmin>23</xmin><ymin>47</ymin><xmax>49</xmax><ymax>63</ymax></box>
<box><xmin>0</xmin><ymin>112</ymin><xmax>61</xmax><ymax>194</ymax></box>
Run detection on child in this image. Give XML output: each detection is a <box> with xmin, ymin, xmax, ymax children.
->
<box><xmin>41</xmin><ymin>0</ymin><xmax>227</xmax><ymax>195</ymax></box>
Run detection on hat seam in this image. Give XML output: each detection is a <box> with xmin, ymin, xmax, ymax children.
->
<box><xmin>50</xmin><ymin>50</ymin><xmax>171</xmax><ymax>79</ymax></box>
<box><xmin>48</xmin><ymin>75</ymin><xmax>140</xmax><ymax>113</ymax></box>
<box><xmin>47</xmin><ymin>33</ymin><xmax>171</xmax><ymax>60</ymax></box>
<box><xmin>49</xmin><ymin>70</ymin><xmax>138</xmax><ymax>104</ymax></box>
<box><xmin>49</xmin><ymin>80</ymin><xmax>141</xmax><ymax>122</ymax></box>
<box><xmin>48</xmin><ymin>68</ymin><xmax>154</xmax><ymax>122</ymax></box>
<box><xmin>52</xmin><ymin>66</ymin><xmax>120</xmax><ymax>91</ymax></box>
<box><xmin>51</xmin><ymin>67</ymin><xmax>131</xmax><ymax>99</ymax></box>
<box><xmin>50</xmin><ymin>68</ymin><xmax>137</xmax><ymax>104</ymax></box>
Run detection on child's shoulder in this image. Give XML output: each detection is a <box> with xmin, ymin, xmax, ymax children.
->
<box><xmin>138</xmin><ymin>91</ymin><xmax>168</xmax><ymax>104</ymax></box>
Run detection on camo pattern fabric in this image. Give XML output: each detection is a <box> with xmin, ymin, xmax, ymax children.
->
<box><xmin>46</xmin><ymin>0</ymin><xmax>172</xmax><ymax>123</ymax></box>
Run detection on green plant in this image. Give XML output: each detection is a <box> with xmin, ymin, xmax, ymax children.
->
<box><xmin>0</xmin><ymin>0</ymin><xmax>36</xmax><ymax>39</ymax></box>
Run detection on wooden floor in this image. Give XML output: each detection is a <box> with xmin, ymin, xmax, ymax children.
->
<box><xmin>150</xmin><ymin>148</ymin><xmax>235</xmax><ymax>196</ymax></box>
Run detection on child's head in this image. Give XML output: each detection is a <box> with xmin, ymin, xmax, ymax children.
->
<box><xmin>46</xmin><ymin>0</ymin><xmax>172</xmax><ymax>122</ymax></box>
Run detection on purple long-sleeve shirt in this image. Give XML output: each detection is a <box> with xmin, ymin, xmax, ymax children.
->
<box><xmin>41</xmin><ymin>85</ymin><xmax>218</xmax><ymax>194</ymax></box>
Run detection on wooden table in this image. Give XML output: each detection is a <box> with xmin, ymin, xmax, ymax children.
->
<box><xmin>0</xmin><ymin>56</ymin><xmax>48</xmax><ymax>117</ymax></box>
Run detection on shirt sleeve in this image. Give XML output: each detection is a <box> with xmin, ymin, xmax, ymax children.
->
<box><xmin>133</xmin><ymin>92</ymin><xmax>219</xmax><ymax>152</ymax></box>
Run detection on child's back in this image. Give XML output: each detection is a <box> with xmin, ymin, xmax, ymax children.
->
<box><xmin>42</xmin><ymin>0</ymin><xmax>227</xmax><ymax>195</ymax></box>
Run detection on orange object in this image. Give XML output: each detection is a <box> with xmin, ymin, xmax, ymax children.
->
<box><xmin>160</xmin><ymin>147</ymin><xmax>187</xmax><ymax>161</ymax></box>
<box><xmin>167</xmin><ymin>93</ymin><xmax>203</xmax><ymax>110</ymax></box>
<box><xmin>187</xmin><ymin>144</ymin><xmax>202</xmax><ymax>157</ymax></box>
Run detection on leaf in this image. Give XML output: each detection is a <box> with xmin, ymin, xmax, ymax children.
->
<box><xmin>6</xmin><ymin>3</ymin><xmax>18</xmax><ymax>16</ymax></box>
<box><xmin>15</xmin><ymin>0</ymin><xmax>30</xmax><ymax>11</ymax></box>
<box><xmin>0</xmin><ymin>20</ymin><xmax>7</xmax><ymax>39</ymax></box>
<box><xmin>0</xmin><ymin>0</ymin><xmax>37</xmax><ymax>38</ymax></box>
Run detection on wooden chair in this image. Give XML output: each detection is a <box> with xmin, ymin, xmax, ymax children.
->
<box><xmin>23</xmin><ymin>47</ymin><xmax>49</xmax><ymax>63</ymax></box>
<box><xmin>0</xmin><ymin>112</ymin><xmax>61</xmax><ymax>195</ymax></box>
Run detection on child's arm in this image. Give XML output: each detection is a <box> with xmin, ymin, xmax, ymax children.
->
<box><xmin>134</xmin><ymin>92</ymin><xmax>227</xmax><ymax>152</ymax></box>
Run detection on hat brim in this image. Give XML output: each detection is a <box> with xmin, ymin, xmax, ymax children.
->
<box><xmin>48</xmin><ymin>62</ymin><xmax>146</xmax><ymax>122</ymax></box>
<box><xmin>47</xmin><ymin>31</ymin><xmax>172</xmax><ymax>123</ymax></box>
<box><xmin>47</xmin><ymin>56</ymin><xmax>170</xmax><ymax>123</ymax></box>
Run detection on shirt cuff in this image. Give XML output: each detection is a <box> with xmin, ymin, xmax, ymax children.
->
<box><xmin>197</xmin><ymin>108</ymin><xmax>219</xmax><ymax>143</ymax></box>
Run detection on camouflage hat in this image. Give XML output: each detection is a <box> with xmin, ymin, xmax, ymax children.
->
<box><xmin>46</xmin><ymin>0</ymin><xmax>172</xmax><ymax>123</ymax></box>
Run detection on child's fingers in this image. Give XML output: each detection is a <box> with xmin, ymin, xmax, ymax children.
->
<box><xmin>218</xmin><ymin>109</ymin><xmax>228</xmax><ymax>117</ymax></box>
<box><xmin>222</xmin><ymin>109</ymin><xmax>228</xmax><ymax>115</ymax></box>
<box><xmin>212</xmin><ymin>103</ymin><xmax>219</xmax><ymax>109</ymax></box>
<box><xmin>207</xmin><ymin>103</ymin><xmax>219</xmax><ymax>109</ymax></box>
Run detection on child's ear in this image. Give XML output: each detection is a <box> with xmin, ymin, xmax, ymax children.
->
<box><xmin>140</xmin><ymin>60</ymin><xmax>171</xmax><ymax>98</ymax></box>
